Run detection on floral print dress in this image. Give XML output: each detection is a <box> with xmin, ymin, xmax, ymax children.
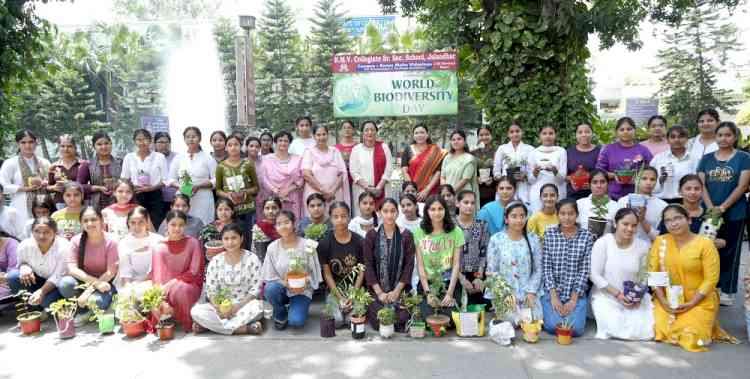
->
<box><xmin>202</xmin><ymin>251</ymin><xmax>267</xmax><ymax>330</ymax></box>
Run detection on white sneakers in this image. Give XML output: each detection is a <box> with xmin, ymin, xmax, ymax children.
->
<box><xmin>719</xmin><ymin>292</ymin><xmax>735</xmax><ymax>306</ymax></box>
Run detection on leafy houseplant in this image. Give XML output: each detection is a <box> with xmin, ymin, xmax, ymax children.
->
<box><xmin>377</xmin><ymin>307</ymin><xmax>396</xmax><ymax>339</ymax></box>
<box><xmin>210</xmin><ymin>287</ymin><xmax>233</xmax><ymax>316</ymax></box>
<box><xmin>503</xmin><ymin>155</ymin><xmax>527</xmax><ymax>181</ymax></box>
<box><xmin>425</xmin><ymin>263</ymin><xmax>450</xmax><ymax>337</ymax></box>
<box><xmin>320</xmin><ymin>295</ymin><xmax>336</xmax><ymax>338</ymax></box>
<box><xmin>402</xmin><ymin>292</ymin><xmax>425</xmax><ymax>338</ymax></box>
<box><xmin>347</xmin><ymin>286</ymin><xmax>374</xmax><ymax>339</ymax></box>
<box><xmin>286</xmin><ymin>252</ymin><xmax>308</xmax><ymax>293</ymax></box>
<box><xmin>484</xmin><ymin>275</ymin><xmax>517</xmax><ymax>346</ymax></box>
<box><xmin>114</xmin><ymin>294</ymin><xmax>146</xmax><ymax>338</ymax></box>
<box><xmin>303</xmin><ymin>223</ymin><xmax>328</xmax><ymax>241</ymax></box>
<box><xmin>588</xmin><ymin>195</ymin><xmax>610</xmax><ymax>238</ymax></box>
<box><xmin>178</xmin><ymin>170</ymin><xmax>193</xmax><ymax>197</ymax></box>
<box><xmin>555</xmin><ymin>318</ymin><xmax>574</xmax><ymax>345</ymax></box>
<box><xmin>699</xmin><ymin>207</ymin><xmax>724</xmax><ymax>240</ymax></box>
<box><xmin>15</xmin><ymin>291</ymin><xmax>42</xmax><ymax>335</ymax></box>
<box><xmin>142</xmin><ymin>285</ymin><xmax>176</xmax><ymax>339</ymax></box>
<box><xmin>49</xmin><ymin>298</ymin><xmax>77</xmax><ymax>339</ymax></box>
<box><xmin>200</xmin><ymin>224</ymin><xmax>224</xmax><ymax>260</ymax></box>
<box><xmin>87</xmin><ymin>299</ymin><xmax>115</xmax><ymax>334</ymax></box>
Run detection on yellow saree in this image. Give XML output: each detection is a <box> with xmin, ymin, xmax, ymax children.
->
<box><xmin>648</xmin><ymin>234</ymin><xmax>739</xmax><ymax>352</ymax></box>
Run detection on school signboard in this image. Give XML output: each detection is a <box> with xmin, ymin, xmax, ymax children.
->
<box><xmin>331</xmin><ymin>51</ymin><xmax>458</xmax><ymax>118</ymax></box>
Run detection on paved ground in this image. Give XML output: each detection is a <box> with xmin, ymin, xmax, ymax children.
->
<box><xmin>1</xmin><ymin>251</ymin><xmax>748</xmax><ymax>379</ymax></box>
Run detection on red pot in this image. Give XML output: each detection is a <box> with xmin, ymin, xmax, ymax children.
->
<box><xmin>18</xmin><ymin>312</ymin><xmax>42</xmax><ymax>335</ymax></box>
<box><xmin>158</xmin><ymin>323</ymin><xmax>175</xmax><ymax>341</ymax></box>
<box><xmin>122</xmin><ymin>320</ymin><xmax>146</xmax><ymax>338</ymax></box>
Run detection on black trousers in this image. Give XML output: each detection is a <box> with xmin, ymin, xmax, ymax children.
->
<box><xmin>716</xmin><ymin>217</ymin><xmax>745</xmax><ymax>294</ymax></box>
<box><xmin>136</xmin><ymin>190</ymin><xmax>164</xmax><ymax>231</ymax></box>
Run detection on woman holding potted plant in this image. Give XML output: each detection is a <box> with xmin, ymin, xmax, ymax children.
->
<box><xmin>318</xmin><ymin>202</ymin><xmax>364</xmax><ymax>328</ymax></box>
<box><xmin>261</xmin><ymin>210</ymin><xmax>323</xmax><ymax>330</ymax></box>
<box><xmin>541</xmin><ymin>199</ymin><xmax>595</xmax><ymax>337</ymax></box>
<box><xmin>151</xmin><ymin>210</ymin><xmax>204</xmax><ymax>332</ymax></box>
<box><xmin>528</xmin><ymin>126</ymin><xmax>567</xmax><ymax>212</ymax></box>
<box><xmin>492</xmin><ymin>122</ymin><xmax>534</xmax><ymax>205</ymax></box>
<box><xmin>215</xmin><ymin>133</ymin><xmax>259</xmax><ymax>229</ymax></box>
<box><xmin>478</xmin><ymin>176</ymin><xmax>517</xmax><ymax>235</ymax></box>
<box><xmin>527</xmin><ymin>184</ymin><xmax>560</xmax><ymax>240</ymax></box>
<box><xmin>58</xmin><ymin>206</ymin><xmax>119</xmax><ymax>324</ymax></box>
<box><xmin>440</xmin><ymin>130</ymin><xmax>480</xmax><ymax>212</ymax></box>
<box><xmin>200</xmin><ymin>199</ymin><xmax>239</xmax><ymax>260</ymax></box>
<box><xmin>258</xmin><ymin>131</ymin><xmax>304</xmax><ymax>220</ymax></box>
<box><xmin>363</xmin><ymin>198</ymin><xmax>415</xmax><ymax>332</ymax></box>
<box><xmin>191</xmin><ymin>223</ymin><xmax>265</xmax><ymax>335</ymax></box>
<box><xmin>656</xmin><ymin>175</ymin><xmax>726</xmax><ymax>249</ymax></box>
<box><xmin>302</xmin><ymin>124</ymin><xmax>350</xmax><ymax>214</ymax></box>
<box><xmin>566</xmin><ymin>123</ymin><xmax>601</xmax><ymax>201</ymax></box>
<box><xmin>251</xmin><ymin>197</ymin><xmax>282</xmax><ymax>263</ymax></box>
<box><xmin>590</xmin><ymin>208</ymin><xmax>654</xmax><ymax>340</ymax></box>
<box><xmin>649</xmin><ymin>205</ymin><xmax>738</xmax><ymax>352</ymax></box>
<box><xmin>471</xmin><ymin>126</ymin><xmax>497</xmax><ymax>207</ymax></box>
<box><xmin>401</xmin><ymin>124</ymin><xmax>446</xmax><ymax>202</ymax></box>
<box><xmin>688</xmin><ymin>108</ymin><xmax>720</xmax><ymax>161</ymax></box>
<box><xmin>485</xmin><ymin>201</ymin><xmax>542</xmax><ymax>322</ymax></box>
<box><xmin>296</xmin><ymin>194</ymin><xmax>333</xmax><ymax>240</ymax></box>
<box><xmin>157</xmin><ymin>195</ymin><xmax>205</xmax><ymax>238</ymax></box>
<box><xmin>77</xmin><ymin>131</ymin><xmax>122</xmax><ymax>211</ymax></box>
<box><xmin>414</xmin><ymin>196</ymin><xmax>464</xmax><ymax>328</ymax></box>
<box><xmin>46</xmin><ymin>135</ymin><xmax>82</xmax><ymax>210</ymax></box>
<box><xmin>121</xmin><ymin>129</ymin><xmax>168</xmax><ymax>231</ymax></box>
<box><xmin>697</xmin><ymin>121</ymin><xmax>750</xmax><ymax>306</ymax></box>
<box><xmin>116</xmin><ymin>206</ymin><xmax>162</xmax><ymax>297</ymax></box>
<box><xmin>0</xmin><ymin>129</ymin><xmax>51</xmax><ymax>226</ymax></box>
<box><xmin>596</xmin><ymin>117</ymin><xmax>653</xmax><ymax>200</ymax></box>
<box><xmin>167</xmin><ymin>127</ymin><xmax>217</xmax><ymax>225</ymax></box>
<box><xmin>576</xmin><ymin>169</ymin><xmax>618</xmax><ymax>236</ymax></box>
<box><xmin>455</xmin><ymin>191</ymin><xmax>489</xmax><ymax>306</ymax></box>
<box><xmin>651</xmin><ymin>125</ymin><xmax>697</xmax><ymax>204</ymax></box>
<box><xmin>617</xmin><ymin>166</ymin><xmax>668</xmax><ymax>242</ymax></box>
<box><xmin>349</xmin><ymin>121</ymin><xmax>393</xmax><ymax>215</ymax></box>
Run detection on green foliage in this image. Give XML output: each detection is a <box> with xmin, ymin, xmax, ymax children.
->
<box><xmin>199</xmin><ymin>223</ymin><xmax>221</xmax><ymax>243</ymax></box>
<box><xmin>321</xmin><ymin>294</ymin><xmax>337</xmax><ymax>319</ymax></box>
<box><xmin>303</xmin><ymin>223</ymin><xmax>328</xmax><ymax>241</ymax></box>
<box><xmin>401</xmin><ymin>291</ymin><xmax>423</xmax><ymax>322</ymax></box>
<box><xmin>346</xmin><ymin>286</ymin><xmax>374</xmax><ymax>317</ymax></box>
<box><xmin>654</xmin><ymin>4</ymin><xmax>741</xmax><ymax>131</ymax></box>
<box><xmin>377</xmin><ymin>306</ymin><xmax>396</xmax><ymax>326</ymax></box>
<box><xmin>484</xmin><ymin>275</ymin><xmax>515</xmax><ymax>322</ymax></box>
<box><xmin>49</xmin><ymin>298</ymin><xmax>77</xmax><ymax>319</ymax></box>
<box><xmin>591</xmin><ymin>195</ymin><xmax>610</xmax><ymax>219</ymax></box>
<box><xmin>113</xmin><ymin>0</ymin><xmax>221</xmax><ymax>21</ymax></box>
<box><xmin>113</xmin><ymin>294</ymin><xmax>145</xmax><ymax>323</ymax></box>
<box><xmin>213</xmin><ymin>17</ymin><xmax>239</xmax><ymax>130</ymax></box>
<box><xmin>141</xmin><ymin>285</ymin><xmax>165</xmax><ymax>312</ymax></box>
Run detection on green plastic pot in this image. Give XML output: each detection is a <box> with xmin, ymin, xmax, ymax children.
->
<box><xmin>98</xmin><ymin>314</ymin><xmax>116</xmax><ymax>334</ymax></box>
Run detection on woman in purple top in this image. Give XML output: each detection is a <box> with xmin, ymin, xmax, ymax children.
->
<box><xmin>595</xmin><ymin>117</ymin><xmax>653</xmax><ymax>200</ymax></box>
<box><xmin>566</xmin><ymin>123</ymin><xmax>601</xmax><ymax>200</ymax></box>
<box><xmin>0</xmin><ymin>232</ymin><xmax>19</xmax><ymax>306</ymax></box>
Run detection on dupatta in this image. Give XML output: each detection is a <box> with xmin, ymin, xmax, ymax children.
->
<box><xmin>373</xmin><ymin>142</ymin><xmax>387</xmax><ymax>206</ymax></box>
<box><xmin>407</xmin><ymin>144</ymin><xmax>445</xmax><ymax>194</ymax></box>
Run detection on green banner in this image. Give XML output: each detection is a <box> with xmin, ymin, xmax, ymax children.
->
<box><xmin>333</xmin><ymin>70</ymin><xmax>458</xmax><ymax>118</ymax></box>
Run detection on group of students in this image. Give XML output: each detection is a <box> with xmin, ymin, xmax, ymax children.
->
<box><xmin>0</xmin><ymin>108</ymin><xmax>748</xmax><ymax>352</ymax></box>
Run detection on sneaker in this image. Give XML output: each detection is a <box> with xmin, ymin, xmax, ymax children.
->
<box><xmin>273</xmin><ymin>319</ymin><xmax>288</xmax><ymax>331</ymax></box>
<box><xmin>74</xmin><ymin>310</ymin><xmax>92</xmax><ymax>327</ymax></box>
<box><xmin>720</xmin><ymin>292</ymin><xmax>734</xmax><ymax>306</ymax></box>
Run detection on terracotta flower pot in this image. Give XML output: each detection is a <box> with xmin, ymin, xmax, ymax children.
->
<box><xmin>17</xmin><ymin>311</ymin><xmax>42</xmax><ymax>335</ymax></box>
<box><xmin>351</xmin><ymin>315</ymin><xmax>367</xmax><ymax>339</ymax></box>
<box><xmin>158</xmin><ymin>323</ymin><xmax>175</xmax><ymax>341</ymax></box>
<box><xmin>286</xmin><ymin>272</ymin><xmax>307</xmax><ymax>292</ymax></box>
<box><xmin>556</xmin><ymin>327</ymin><xmax>573</xmax><ymax>345</ymax></box>
<box><xmin>320</xmin><ymin>317</ymin><xmax>336</xmax><ymax>338</ymax></box>
<box><xmin>121</xmin><ymin>320</ymin><xmax>146</xmax><ymax>338</ymax></box>
<box><xmin>426</xmin><ymin>314</ymin><xmax>450</xmax><ymax>337</ymax></box>
<box><xmin>56</xmin><ymin>317</ymin><xmax>76</xmax><ymax>339</ymax></box>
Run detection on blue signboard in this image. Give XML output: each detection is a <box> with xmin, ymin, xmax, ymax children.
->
<box><xmin>343</xmin><ymin>16</ymin><xmax>396</xmax><ymax>38</ymax></box>
<box><xmin>625</xmin><ymin>98</ymin><xmax>659</xmax><ymax>124</ymax></box>
<box><xmin>140</xmin><ymin>115</ymin><xmax>170</xmax><ymax>134</ymax></box>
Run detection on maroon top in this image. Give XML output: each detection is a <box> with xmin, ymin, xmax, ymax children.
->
<box><xmin>48</xmin><ymin>160</ymin><xmax>84</xmax><ymax>204</ymax></box>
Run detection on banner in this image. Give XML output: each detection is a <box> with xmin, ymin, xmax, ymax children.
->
<box><xmin>332</xmin><ymin>52</ymin><xmax>458</xmax><ymax>118</ymax></box>
<box><xmin>343</xmin><ymin>16</ymin><xmax>396</xmax><ymax>38</ymax></box>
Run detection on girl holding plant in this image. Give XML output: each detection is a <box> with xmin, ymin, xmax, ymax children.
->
<box><xmin>455</xmin><ymin>190</ymin><xmax>490</xmax><ymax>306</ymax></box>
<box><xmin>251</xmin><ymin>197</ymin><xmax>282</xmax><ymax>263</ymax></box>
<box><xmin>440</xmin><ymin>130</ymin><xmax>480</xmax><ymax>211</ymax></box>
<box><xmin>656</xmin><ymin>175</ymin><xmax>726</xmax><ymax>249</ymax></box>
<box><xmin>216</xmin><ymin>133</ymin><xmax>259</xmax><ymax>229</ymax></box>
<box><xmin>51</xmin><ymin>182</ymin><xmax>85</xmax><ymax>240</ymax></box>
<box><xmin>151</xmin><ymin>210</ymin><xmax>204</xmax><ymax>332</ymax></box>
<box><xmin>121</xmin><ymin>129</ymin><xmax>168</xmax><ymax>230</ymax></box>
<box><xmin>157</xmin><ymin>194</ymin><xmax>205</xmax><ymax>238</ymax></box>
<box><xmin>191</xmin><ymin>223</ymin><xmax>265</xmax><ymax>335</ymax></box>
<box><xmin>77</xmin><ymin>131</ymin><xmax>122</xmax><ymax>211</ymax></box>
<box><xmin>485</xmin><ymin>201</ymin><xmax>542</xmax><ymax>322</ymax></box>
<box><xmin>650</xmin><ymin>125</ymin><xmax>696</xmax><ymax>203</ymax></box>
<box><xmin>576</xmin><ymin>169</ymin><xmax>619</xmax><ymax>232</ymax></box>
<box><xmin>0</xmin><ymin>130</ymin><xmax>51</xmax><ymax>226</ymax></box>
<box><xmin>200</xmin><ymin>198</ymin><xmax>245</xmax><ymax>256</ymax></box>
<box><xmin>258</xmin><ymin>131</ymin><xmax>304</xmax><ymax>220</ymax></box>
<box><xmin>528</xmin><ymin>126</ymin><xmax>567</xmax><ymax>212</ymax></box>
<box><xmin>566</xmin><ymin>123</ymin><xmax>601</xmax><ymax>200</ymax></box>
<box><xmin>116</xmin><ymin>206</ymin><xmax>162</xmax><ymax>296</ymax></box>
<box><xmin>59</xmin><ymin>206</ymin><xmax>119</xmax><ymax>322</ymax></box>
<box><xmin>261</xmin><ymin>210</ymin><xmax>323</xmax><ymax>330</ymax></box>
<box><xmin>478</xmin><ymin>176</ymin><xmax>517</xmax><ymax>235</ymax></box>
<box><xmin>493</xmin><ymin>122</ymin><xmax>534</xmax><ymax>205</ymax></box>
<box><xmin>302</xmin><ymin>124</ymin><xmax>350</xmax><ymax>214</ymax></box>
<box><xmin>363</xmin><ymin>198</ymin><xmax>415</xmax><ymax>331</ymax></box>
<box><xmin>649</xmin><ymin>205</ymin><xmax>738</xmax><ymax>352</ymax></box>
<box><xmin>595</xmin><ymin>117</ymin><xmax>653</xmax><ymax>200</ymax></box>
<box><xmin>471</xmin><ymin>126</ymin><xmax>497</xmax><ymax>207</ymax></box>
<box><xmin>349</xmin><ymin>192</ymin><xmax>378</xmax><ymax>238</ymax></box>
<box><xmin>168</xmin><ymin>127</ymin><xmax>217</xmax><ymax>225</ymax></box>
<box><xmin>396</xmin><ymin>194</ymin><xmax>422</xmax><ymax>233</ymax></box>
<box><xmin>527</xmin><ymin>183</ymin><xmax>560</xmax><ymax>240</ymax></box>
<box><xmin>541</xmin><ymin>199</ymin><xmax>595</xmax><ymax>337</ymax></box>
<box><xmin>47</xmin><ymin>135</ymin><xmax>82</xmax><ymax>210</ymax></box>
<box><xmin>414</xmin><ymin>196</ymin><xmax>463</xmax><ymax>320</ymax></box>
<box><xmin>617</xmin><ymin>166</ymin><xmax>668</xmax><ymax>242</ymax></box>
<box><xmin>296</xmin><ymin>193</ymin><xmax>333</xmax><ymax>240</ymax></box>
<box><xmin>697</xmin><ymin>121</ymin><xmax>750</xmax><ymax>306</ymax></box>
<box><xmin>318</xmin><ymin>202</ymin><xmax>364</xmax><ymax>328</ymax></box>
<box><xmin>102</xmin><ymin>179</ymin><xmax>138</xmax><ymax>241</ymax></box>
<box><xmin>590</xmin><ymin>208</ymin><xmax>654</xmax><ymax>341</ymax></box>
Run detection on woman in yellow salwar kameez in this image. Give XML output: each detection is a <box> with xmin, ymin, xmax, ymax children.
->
<box><xmin>649</xmin><ymin>205</ymin><xmax>739</xmax><ymax>352</ymax></box>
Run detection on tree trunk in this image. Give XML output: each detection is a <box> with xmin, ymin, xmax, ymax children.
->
<box><xmin>40</xmin><ymin>138</ymin><xmax>51</xmax><ymax>161</ymax></box>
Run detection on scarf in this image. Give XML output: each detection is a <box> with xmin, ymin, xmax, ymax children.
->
<box><xmin>106</xmin><ymin>202</ymin><xmax>137</xmax><ymax>214</ymax></box>
<box><xmin>372</xmin><ymin>142</ymin><xmax>386</xmax><ymax>206</ymax></box>
<box><xmin>407</xmin><ymin>144</ymin><xmax>446</xmax><ymax>194</ymax></box>
<box><xmin>374</xmin><ymin>226</ymin><xmax>404</xmax><ymax>292</ymax></box>
<box><xmin>90</xmin><ymin>156</ymin><xmax>122</xmax><ymax>210</ymax></box>
<box><xmin>18</xmin><ymin>155</ymin><xmax>47</xmax><ymax>215</ymax></box>
<box><xmin>256</xmin><ymin>220</ymin><xmax>280</xmax><ymax>240</ymax></box>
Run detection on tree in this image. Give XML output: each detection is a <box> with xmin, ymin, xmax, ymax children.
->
<box><xmin>377</xmin><ymin>0</ymin><xmax>743</xmax><ymax>147</ymax></box>
<box><xmin>256</xmin><ymin>0</ymin><xmax>306</xmax><ymax>131</ymax></box>
<box><xmin>113</xmin><ymin>0</ymin><xmax>221</xmax><ymax>20</ymax></box>
<box><xmin>308</xmin><ymin>0</ymin><xmax>352</xmax><ymax>128</ymax></box>
<box><xmin>654</xmin><ymin>3</ymin><xmax>742</xmax><ymax>130</ymax></box>
<box><xmin>213</xmin><ymin>17</ymin><xmax>239</xmax><ymax>130</ymax></box>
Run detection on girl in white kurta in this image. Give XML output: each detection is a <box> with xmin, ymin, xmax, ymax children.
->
<box><xmin>527</xmin><ymin>127</ymin><xmax>567</xmax><ymax>213</ymax></box>
<box><xmin>168</xmin><ymin>127</ymin><xmax>218</xmax><ymax>225</ymax></box>
<box><xmin>492</xmin><ymin>123</ymin><xmax>534</xmax><ymax>205</ymax></box>
<box><xmin>616</xmin><ymin>167</ymin><xmax>667</xmax><ymax>242</ymax></box>
<box><xmin>191</xmin><ymin>224</ymin><xmax>266</xmax><ymax>335</ymax></box>
<box><xmin>114</xmin><ymin>207</ymin><xmax>162</xmax><ymax>298</ymax></box>
<box><xmin>348</xmin><ymin>122</ymin><xmax>393</xmax><ymax>217</ymax></box>
<box><xmin>0</xmin><ymin>130</ymin><xmax>51</xmax><ymax>227</ymax></box>
<box><xmin>590</xmin><ymin>209</ymin><xmax>654</xmax><ymax>341</ymax></box>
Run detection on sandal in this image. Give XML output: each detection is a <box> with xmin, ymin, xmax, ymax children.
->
<box><xmin>247</xmin><ymin>321</ymin><xmax>263</xmax><ymax>335</ymax></box>
<box><xmin>192</xmin><ymin>322</ymin><xmax>207</xmax><ymax>334</ymax></box>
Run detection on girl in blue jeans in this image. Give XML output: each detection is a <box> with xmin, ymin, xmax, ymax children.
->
<box><xmin>260</xmin><ymin>210</ymin><xmax>323</xmax><ymax>330</ymax></box>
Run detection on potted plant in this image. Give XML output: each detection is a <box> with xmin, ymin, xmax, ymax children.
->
<box><xmin>114</xmin><ymin>294</ymin><xmax>146</xmax><ymax>338</ymax></box>
<box><xmin>211</xmin><ymin>287</ymin><xmax>233</xmax><ymax>316</ymax></box>
<box><xmin>555</xmin><ymin>318</ymin><xmax>574</xmax><ymax>345</ymax></box>
<box><xmin>503</xmin><ymin>156</ymin><xmax>526</xmax><ymax>182</ymax></box>
<box><xmin>615</xmin><ymin>159</ymin><xmax>636</xmax><ymax>185</ymax></box>
<box><xmin>699</xmin><ymin>207</ymin><xmax>724</xmax><ymax>241</ymax></box>
<box><xmin>424</xmin><ymin>269</ymin><xmax>450</xmax><ymax>337</ymax></box>
<box><xmin>303</xmin><ymin>223</ymin><xmax>328</xmax><ymax>242</ymax></box>
<box><xmin>347</xmin><ymin>286</ymin><xmax>373</xmax><ymax>339</ymax></box>
<box><xmin>319</xmin><ymin>295</ymin><xmax>336</xmax><ymax>338</ymax></box>
<box><xmin>178</xmin><ymin>169</ymin><xmax>193</xmax><ymax>197</ymax></box>
<box><xmin>87</xmin><ymin>299</ymin><xmax>115</xmax><ymax>335</ymax></box>
<box><xmin>451</xmin><ymin>286</ymin><xmax>485</xmax><ymax>337</ymax></box>
<box><xmin>377</xmin><ymin>307</ymin><xmax>396</xmax><ymax>339</ymax></box>
<box><xmin>484</xmin><ymin>275</ymin><xmax>516</xmax><ymax>346</ymax></box>
<box><xmin>622</xmin><ymin>254</ymin><xmax>649</xmax><ymax>304</ymax></box>
<box><xmin>49</xmin><ymin>298</ymin><xmax>77</xmax><ymax>339</ymax></box>
<box><xmin>200</xmin><ymin>224</ymin><xmax>224</xmax><ymax>260</ymax></box>
<box><xmin>402</xmin><ymin>292</ymin><xmax>425</xmax><ymax>339</ymax></box>
<box><xmin>519</xmin><ymin>314</ymin><xmax>543</xmax><ymax>343</ymax></box>
<box><xmin>142</xmin><ymin>286</ymin><xmax>176</xmax><ymax>340</ymax></box>
<box><xmin>287</xmin><ymin>252</ymin><xmax>309</xmax><ymax>293</ymax></box>
<box><xmin>588</xmin><ymin>195</ymin><xmax>609</xmax><ymax>238</ymax></box>
<box><xmin>628</xmin><ymin>165</ymin><xmax>648</xmax><ymax>208</ymax></box>
<box><xmin>15</xmin><ymin>291</ymin><xmax>42</xmax><ymax>336</ymax></box>
<box><xmin>568</xmin><ymin>165</ymin><xmax>590</xmax><ymax>191</ymax></box>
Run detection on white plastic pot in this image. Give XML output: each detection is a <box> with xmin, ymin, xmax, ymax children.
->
<box><xmin>379</xmin><ymin>324</ymin><xmax>395</xmax><ymax>339</ymax></box>
<box><xmin>489</xmin><ymin>320</ymin><xmax>515</xmax><ymax>346</ymax></box>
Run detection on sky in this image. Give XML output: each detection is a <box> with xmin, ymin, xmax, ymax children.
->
<box><xmin>36</xmin><ymin>0</ymin><xmax>750</xmax><ymax>102</ymax></box>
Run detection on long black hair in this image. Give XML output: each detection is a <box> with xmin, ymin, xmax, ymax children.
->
<box><xmin>77</xmin><ymin>206</ymin><xmax>103</xmax><ymax>269</ymax></box>
<box><xmin>504</xmin><ymin>201</ymin><xmax>534</xmax><ymax>276</ymax></box>
<box><xmin>399</xmin><ymin>193</ymin><xmax>420</xmax><ymax>218</ymax></box>
<box><xmin>420</xmin><ymin>195</ymin><xmax>455</xmax><ymax>234</ymax></box>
